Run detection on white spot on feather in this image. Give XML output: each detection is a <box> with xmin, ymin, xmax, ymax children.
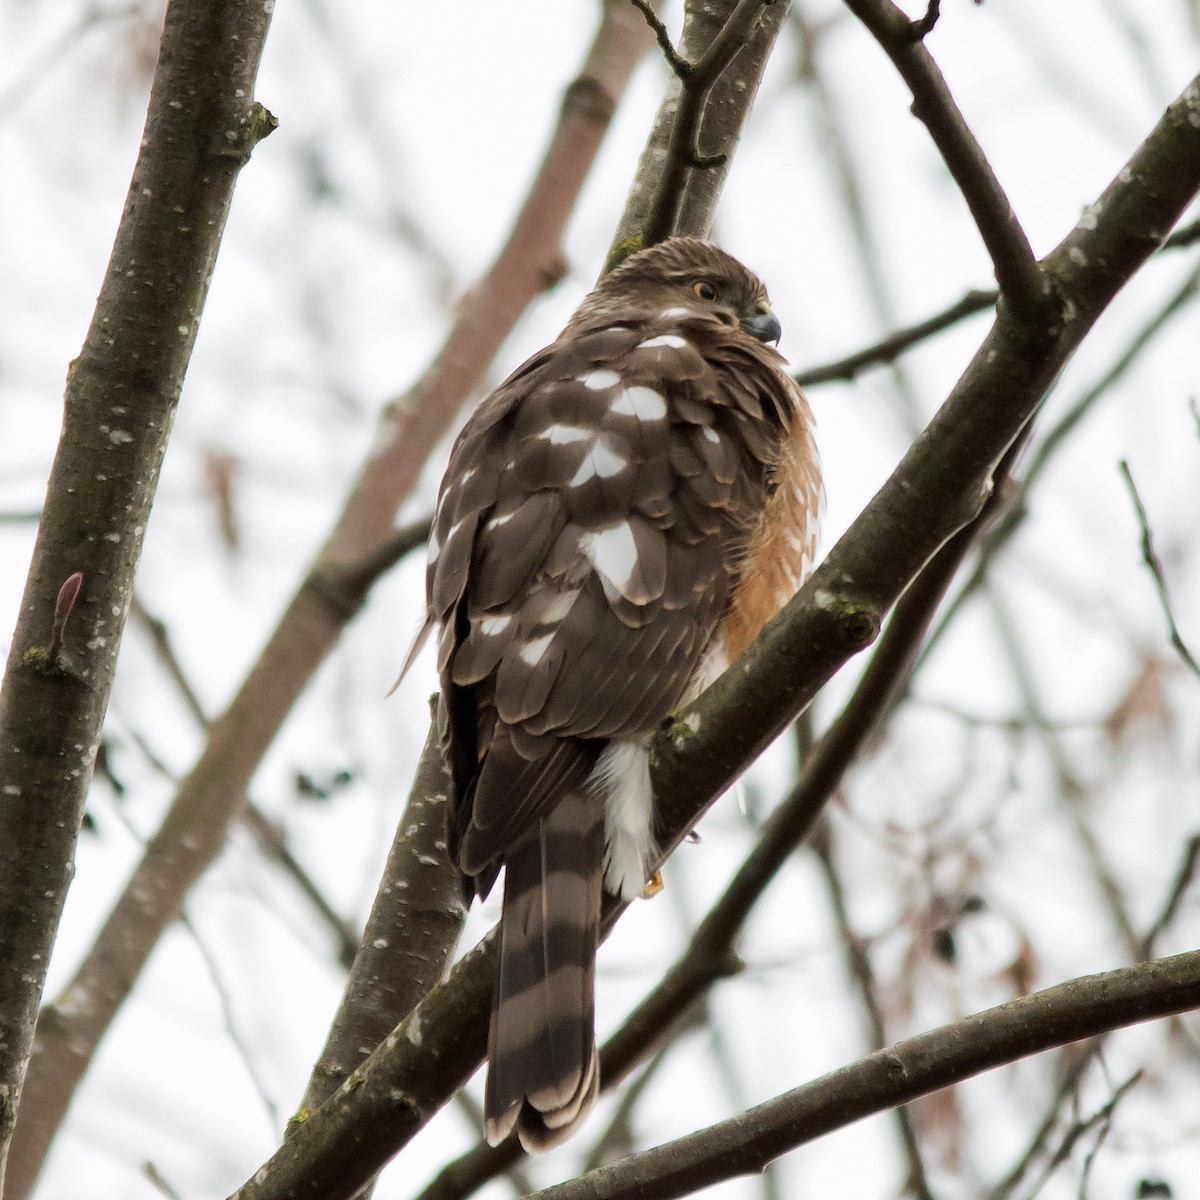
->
<box><xmin>593</xmin><ymin>740</ymin><xmax>654</xmax><ymax>900</ymax></box>
<box><xmin>580</xmin><ymin>369</ymin><xmax>621</xmax><ymax>391</ymax></box>
<box><xmin>637</xmin><ymin>334</ymin><xmax>687</xmax><ymax>350</ymax></box>
<box><xmin>582</xmin><ymin>522</ymin><xmax>639</xmax><ymax>592</ymax></box>
<box><xmin>571</xmin><ymin>441</ymin><xmax>628</xmax><ymax>486</ymax></box>
<box><xmin>539</xmin><ymin>424</ymin><xmax>593</xmax><ymax>445</ymax></box>
<box><xmin>610</xmin><ymin>386</ymin><xmax>666</xmax><ymax>421</ymax></box>
<box><xmin>659</xmin><ymin>306</ymin><xmax>690</xmax><ymax>318</ymax></box>
<box><xmin>488</xmin><ymin>511</ymin><xmax>515</xmax><ymax>528</ymax></box>
<box><xmin>519</xmin><ymin>633</ymin><xmax>554</xmax><ymax>665</ymax></box>
<box><xmin>481</xmin><ymin>614</ymin><xmax>512</xmax><ymax>635</ymax></box>
<box><xmin>702</xmin><ymin>427</ymin><xmax>720</xmax><ymax>443</ymax></box>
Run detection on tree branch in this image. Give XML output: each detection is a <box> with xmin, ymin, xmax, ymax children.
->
<box><xmin>529</xmin><ymin>951</ymin><xmax>1200</xmax><ymax>1200</ymax></box>
<box><xmin>793</xmin><ymin>215</ymin><xmax>1199</xmax><ymax>388</ymax></box>
<box><xmin>918</xmin><ymin>261</ymin><xmax>1200</xmax><ymax>665</ymax></box>
<box><xmin>294</xmin><ymin>701</ymin><xmax>464</xmax><ymax>1118</ymax></box>
<box><xmin>0</xmin><ymin>1</ymin><xmax>275</xmax><ymax>1192</ymax></box>
<box><xmin>1118</xmin><ymin>459</ymin><xmax>1200</xmax><ymax>680</ymax></box>
<box><xmin>633</xmin><ymin>0</ymin><xmax>772</xmax><ymax>245</ymax></box>
<box><xmin>844</xmin><ymin>0</ymin><xmax>1050</xmax><ymax>323</ymax></box>
<box><xmin>610</xmin><ymin>0</ymin><xmax>791</xmax><ymax>261</ymax></box>
<box><xmin>796</xmin><ymin>289</ymin><xmax>998</xmax><ymax>386</ymax></box>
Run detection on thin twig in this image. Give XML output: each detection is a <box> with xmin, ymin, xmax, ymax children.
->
<box><xmin>919</xmin><ymin>263</ymin><xmax>1200</xmax><ymax>665</ymax></box>
<box><xmin>630</xmin><ymin>0</ymin><xmax>692</xmax><ymax>77</ymax></box>
<box><xmin>1118</xmin><ymin>459</ymin><xmax>1200</xmax><ymax>680</ymax></box>
<box><xmin>129</xmin><ymin>596</ymin><xmax>361</xmax><ymax>967</ymax></box>
<box><xmin>1141</xmin><ymin>835</ymin><xmax>1200</xmax><ymax>958</ymax></box>
<box><xmin>796</xmin><ymin>289</ymin><xmax>998</xmax><ymax>387</ymax></box>
<box><xmin>796</xmin><ymin>219</ymin><xmax>1200</xmax><ymax>390</ymax></box>
<box><xmin>812</xmin><ymin>833</ymin><xmax>938</xmax><ymax>1200</ymax></box>
<box><xmin>1075</xmin><ymin>1071</ymin><xmax>1142</xmax><ymax>1200</ymax></box>
<box><xmin>986</xmin><ymin>1040</ymin><xmax>1104</xmax><ymax>1200</ymax></box>
<box><xmin>180</xmin><ymin>910</ymin><xmax>281</xmax><ymax>1131</ymax></box>
<box><xmin>910</xmin><ymin>0</ymin><xmax>941</xmax><ymax>41</ymax></box>
<box><xmin>1020</xmin><ymin>1068</ymin><xmax>1141</xmax><ymax>1200</ymax></box>
<box><xmin>845</xmin><ymin>0</ymin><xmax>1050</xmax><ymax>323</ymax></box>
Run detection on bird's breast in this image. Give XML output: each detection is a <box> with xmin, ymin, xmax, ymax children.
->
<box><xmin>716</xmin><ymin>402</ymin><xmax>822</xmax><ymax>664</ymax></box>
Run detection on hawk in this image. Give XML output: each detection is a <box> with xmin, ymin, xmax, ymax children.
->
<box><xmin>415</xmin><ymin>237</ymin><xmax>821</xmax><ymax>1151</ymax></box>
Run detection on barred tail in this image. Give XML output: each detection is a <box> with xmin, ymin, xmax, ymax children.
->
<box><xmin>484</xmin><ymin>790</ymin><xmax>603</xmax><ymax>1152</ymax></box>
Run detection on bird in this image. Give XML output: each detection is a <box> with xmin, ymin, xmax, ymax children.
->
<box><xmin>412</xmin><ymin>236</ymin><xmax>821</xmax><ymax>1152</ymax></box>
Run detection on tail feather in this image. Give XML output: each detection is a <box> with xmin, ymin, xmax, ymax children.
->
<box><xmin>484</xmin><ymin>790</ymin><xmax>603</xmax><ymax>1152</ymax></box>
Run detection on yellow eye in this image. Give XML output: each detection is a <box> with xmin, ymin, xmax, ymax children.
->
<box><xmin>693</xmin><ymin>280</ymin><xmax>717</xmax><ymax>301</ymax></box>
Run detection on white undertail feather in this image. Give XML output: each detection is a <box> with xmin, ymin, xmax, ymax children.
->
<box><xmin>593</xmin><ymin>740</ymin><xmax>655</xmax><ymax>901</ymax></box>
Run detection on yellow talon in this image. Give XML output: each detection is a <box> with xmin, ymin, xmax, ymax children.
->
<box><xmin>642</xmin><ymin>871</ymin><xmax>664</xmax><ymax>899</ymax></box>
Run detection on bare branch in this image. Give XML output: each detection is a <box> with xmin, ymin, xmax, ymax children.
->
<box><xmin>811</xmin><ymin>833</ymin><xmax>938</xmax><ymax>1200</ymax></box>
<box><xmin>529</xmin><ymin>956</ymin><xmax>1200</xmax><ymax>1200</ymax></box>
<box><xmin>295</xmin><ymin>704</ymin><xmax>463</xmax><ymax>1117</ymax></box>
<box><xmin>610</xmin><ymin>0</ymin><xmax>790</xmax><ymax>257</ymax></box>
<box><xmin>1142</xmin><ymin>835</ymin><xmax>1200</xmax><ymax>958</ymax></box>
<box><xmin>1118</xmin><ymin>459</ymin><xmax>1200</xmax><ymax>680</ymax></box>
<box><xmin>796</xmin><ymin>289</ymin><xmax>998</xmax><ymax>386</ymax></box>
<box><xmin>844</xmin><ymin>0</ymin><xmax>1050</xmax><ymax>323</ymax></box>
<box><xmin>795</xmin><ymin>218</ymin><xmax>1199</xmax><ymax>388</ymax></box>
<box><xmin>919</xmin><ymin>261</ymin><xmax>1200</xmax><ymax>664</ymax></box>
<box><xmin>0</xmin><ymin>0</ymin><xmax>276</xmax><ymax>1190</ymax></box>
<box><xmin>636</xmin><ymin>0</ymin><xmax>772</xmax><ymax>245</ymax></box>
<box><xmin>129</xmin><ymin>597</ymin><xmax>361</xmax><ymax>967</ymax></box>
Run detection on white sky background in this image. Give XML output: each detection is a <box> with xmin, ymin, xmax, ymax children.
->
<box><xmin>2</xmin><ymin>1</ymin><xmax>1200</xmax><ymax>1198</ymax></box>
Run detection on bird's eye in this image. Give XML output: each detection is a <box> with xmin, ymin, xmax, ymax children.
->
<box><xmin>693</xmin><ymin>280</ymin><xmax>717</xmax><ymax>301</ymax></box>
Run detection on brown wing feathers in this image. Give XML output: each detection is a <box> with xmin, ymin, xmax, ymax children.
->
<box><xmin>422</xmin><ymin>237</ymin><xmax>821</xmax><ymax>1151</ymax></box>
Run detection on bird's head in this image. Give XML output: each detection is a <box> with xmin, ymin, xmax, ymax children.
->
<box><xmin>586</xmin><ymin>236</ymin><xmax>782</xmax><ymax>345</ymax></box>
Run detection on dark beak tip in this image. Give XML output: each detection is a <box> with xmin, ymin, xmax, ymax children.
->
<box><xmin>742</xmin><ymin>311</ymin><xmax>783</xmax><ymax>346</ymax></box>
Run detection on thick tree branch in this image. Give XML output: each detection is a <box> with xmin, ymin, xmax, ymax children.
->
<box><xmin>609</xmin><ymin>0</ymin><xmax>791</xmax><ymax>262</ymax></box>
<box><xmin>225</xmin><ymin>72</ymin><xmax>1200</xmax><ymax>1200</ymax></box>
<box><xmin>294</xmin><ymin>701</ymin><xmax>464</xmax><ymax>1118</ymax></box>
<box><xmin>528</xmin><ymin>951</ymin><xmax>1200</xmax><ymax>1200</ymax></box>
<box><xmin>844</xmin><ymin>0</ymin><xmax>1050</xmax><ymax>323</ymax></box>
<box><xmin>0</xmin><ymin>1</ymin><xmax>275</xmax><ymax>1192</ymax></box>
<box><xmin>6</xmin><ymin>5</ymin><xmax>655</xmax><ymax>1191</ymax></box>
<box><xmin>632</xmin><ymin>0</ymin><xmax>774</xmax><ymax>245</ymax></box>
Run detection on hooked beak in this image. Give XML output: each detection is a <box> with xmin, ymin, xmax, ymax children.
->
<box><xmin>740</xmin><ymin>309</ymin><xmax>782</xmax><ymax>346</ymax></box>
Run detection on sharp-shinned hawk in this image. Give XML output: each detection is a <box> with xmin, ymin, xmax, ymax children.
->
<box><xmin>413</xmin><ymin>237</ymin><xmax>821</xmax><ymax>1151</ymax></box>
